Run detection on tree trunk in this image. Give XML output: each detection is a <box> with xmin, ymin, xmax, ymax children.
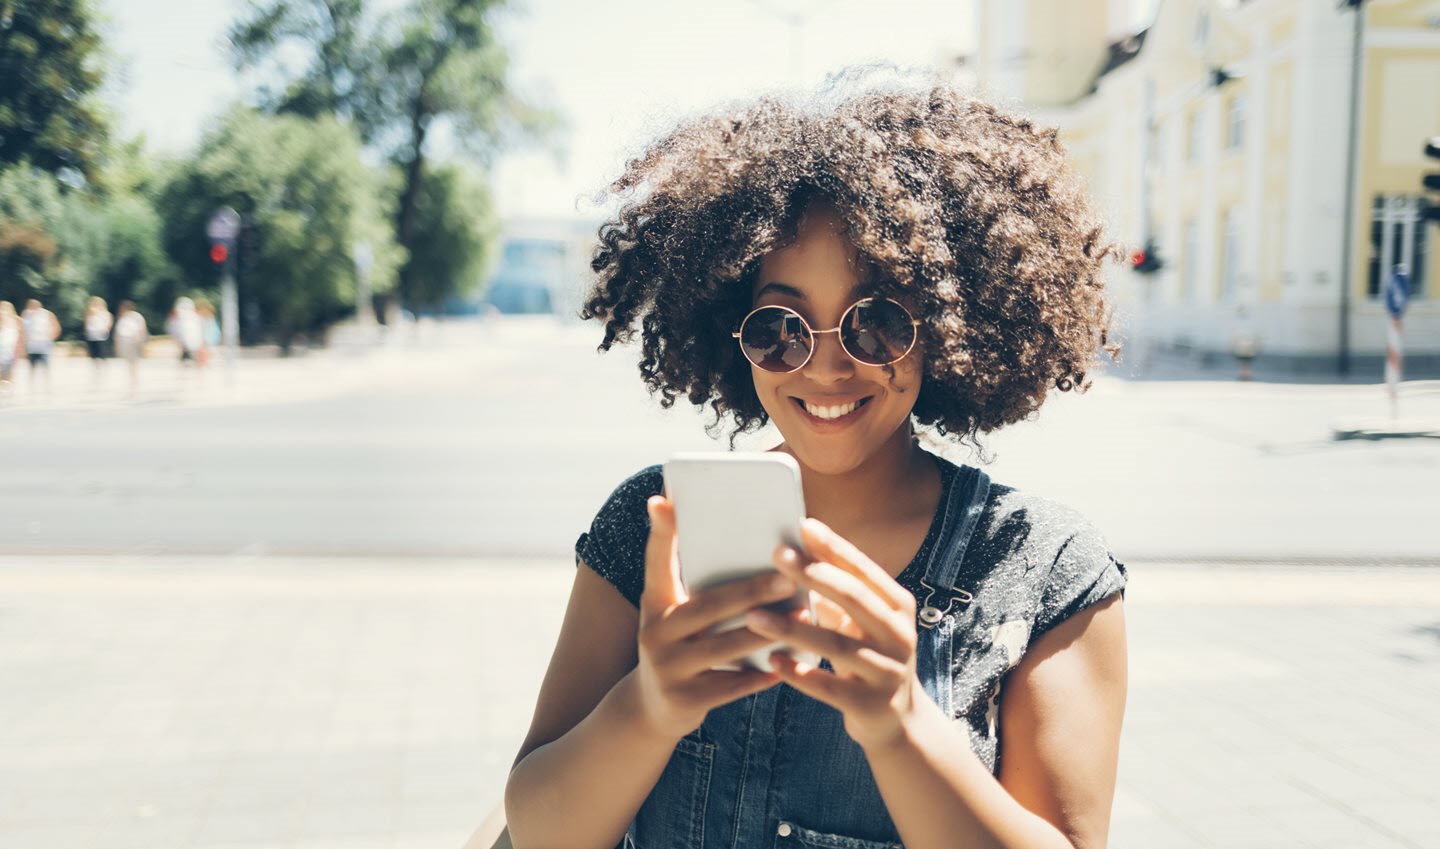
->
<box><xmin>394</xmin><ymin>95</ymin><xmax>429</xmax><ymax>311</ymax></box>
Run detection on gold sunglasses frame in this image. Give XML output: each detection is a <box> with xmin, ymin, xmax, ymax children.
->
<box><xmin>730</xmin><ymin>296</ymin><xmax>920</xmax><ymax>373</ymax></box>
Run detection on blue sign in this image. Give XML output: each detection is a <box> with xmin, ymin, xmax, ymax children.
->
<box><xmin>1384</xmin><ymin>267</ymin><xmax>1410</xmax><ymax>319</ymax></box>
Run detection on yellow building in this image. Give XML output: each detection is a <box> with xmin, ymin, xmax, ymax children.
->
<box><xmin>971</xmin><ymin>0</ymin><xmax>1440</xmax><ymax>375</ymax></box>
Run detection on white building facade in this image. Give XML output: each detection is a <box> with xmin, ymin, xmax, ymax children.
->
<box><xmin>969</xmin><ymin>0</ymin><xmax>1440</xmax><ymax>374</ymax></box>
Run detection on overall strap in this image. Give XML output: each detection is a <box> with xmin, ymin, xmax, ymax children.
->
<box><xmin>916</xmin><ymin>464</ymin><xmax>992</xmax><ymax>629</ymax></box>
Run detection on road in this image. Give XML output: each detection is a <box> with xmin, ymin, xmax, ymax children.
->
<box><xmin>0</xmin><ymin>316</ymin><xmax>1436</xmax><ymax>561</ymax></box>
<box><xmin>2</xmin><ymin>318</ymin><xmax>1438</xmax><ymax>849</ymax></box>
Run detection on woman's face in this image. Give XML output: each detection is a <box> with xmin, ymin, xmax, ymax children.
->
<box><xmin>747</xmin><ymin>204</ymin><xmax>924</xmax><ymax>475</ymax></box>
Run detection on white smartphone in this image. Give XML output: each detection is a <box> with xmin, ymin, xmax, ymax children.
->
<box><xmin>662</xmin><ymin>451</ymin><xmax>821</xmax><ymax>674</ymax></box>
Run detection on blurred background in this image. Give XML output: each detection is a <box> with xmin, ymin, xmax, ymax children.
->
<box><xmin>1</xmin><ymin>1</ymin><xmax>1438</xmax><ymax>848</ymax></box>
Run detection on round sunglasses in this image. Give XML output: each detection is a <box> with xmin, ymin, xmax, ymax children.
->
<box><xmin>731</xmin><ymin>297</ymin><xmax>919</xmax><ymax>373</ymax></box>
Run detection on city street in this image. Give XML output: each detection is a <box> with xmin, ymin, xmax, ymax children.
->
<box><xmin>0</xmin><ymin>317</ymin><xmax>1437</xmax><ymax>562</ymax></box>
<box><xmin>1</xmin><ymin>318</ymin><xmax>1438</xmax><ymax>849</ymax></box>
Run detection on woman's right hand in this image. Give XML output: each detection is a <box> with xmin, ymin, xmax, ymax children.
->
<box><xmin>632</xmin><ymin>494</ymin><xmax>799</xmax><ymax>741</ymax></box>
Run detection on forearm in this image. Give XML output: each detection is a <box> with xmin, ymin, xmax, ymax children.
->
<box><xmin>863</xmin><ymin>698</ymin><xmax>1072</xmax><ymax>849</ymax></box>
<box><xmin>504</xmin><ymin>669</ymin><xmax>681</xmax><ymax>849</ymax></box>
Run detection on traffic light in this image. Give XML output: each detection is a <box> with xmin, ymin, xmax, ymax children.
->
<box><xmin>1130</xmin><ymin>239</ymin><xmax>1163</xmax><ymax>274</ymax></box>
<box><xmin>1423</xmin><ymin>137</ymin><xmax>1440</xmax><ymax>225</ymax></box>
<box><xmin>210</xmin><ymin>243</ymin><xmax>229</xmax><ymax>265</ymax></box>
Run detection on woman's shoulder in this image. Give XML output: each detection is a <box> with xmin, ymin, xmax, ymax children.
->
<box><xmin>977</xmin><ymin>479</ymin><xmax>1111</xmax><ymax>555</ymax></box>
<box><xmin>573</xmin><ymin>464</ymin><xmax>666</xmax><ymax>608</ymax></box>
<box><xmin>966</xmin><ymin>475</ymin><xmax>1127</xmax><ymax>642</ymax></box>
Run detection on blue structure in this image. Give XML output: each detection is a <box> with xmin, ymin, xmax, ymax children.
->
<box><xmin>478</xmin><ymin>238</ymin><xmax>565</xmax><ymax>314</ymax></box>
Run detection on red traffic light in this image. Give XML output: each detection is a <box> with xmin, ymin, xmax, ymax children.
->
<box><xmin>210</xmin><ymin>243</ymin><xmax>229</xmax><ymax>265</ymax></box>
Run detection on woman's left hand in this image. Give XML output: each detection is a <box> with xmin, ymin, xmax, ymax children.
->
<box><xmin>745</xmin><ymin>517</ymin><xmax>929</xmax><ymax>751</ymax></box>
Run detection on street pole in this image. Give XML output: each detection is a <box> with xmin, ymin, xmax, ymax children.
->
<box><xmin>1337</xmin><ymin>0</ymin><xmax>1366</xmax><ymax>377</ymax></box>
<box><xmin>221</xmin><ymin>251</ymin><xmax>238</xmax><ymax>382</ymax></box>
<box><xmin>207</xmin><ymin>206</ymin><xmax>242</xmax><ymax>384</ymax></box>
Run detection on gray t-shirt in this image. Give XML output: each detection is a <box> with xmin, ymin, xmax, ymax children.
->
<box><xmin>575</xmin><ymin>450</ymin><xmax>1129</xmax><ymax>772</ymax></box>
<box><xmin>574</xmin><ymin>450</ymin><xmax>1127</xmax><ymax>649</ymax></box>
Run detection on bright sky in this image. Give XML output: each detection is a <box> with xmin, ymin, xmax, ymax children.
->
<box><xmin>98</xmin><ymin>0</ymin><xmax>1157</xmax><ymax>222</ymax></box>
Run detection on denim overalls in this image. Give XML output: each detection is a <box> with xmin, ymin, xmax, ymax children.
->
<box><xmin>626</xmin><ymin>465</ymin><xmax>994</xmax><ymax>849</ymax></box>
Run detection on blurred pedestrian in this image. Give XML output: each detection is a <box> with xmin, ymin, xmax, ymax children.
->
<box><xmin>83</xmin><ymin>295</ymin><xmax>114</xmax><ymax>383</ymax></box>
<box><xmin>194</xmin><ymin>297</ymin><xmax>221</xmax><ymax>367</ymax></box>
<box><xmin>166</xmin><ymin>297</ymin><xmax>204</xmax><ymax>392</ymax></box>
<box><xmin>20</xmin><ymin>298</ymin><xmax>60</xmax><ymax>400</ymax></box>
<box><xmin>1230</xmin><ymin>303</ymin><xmax>1259</xmax><ymax>381</ymax></box>
<box><xmin>166</xmin><ymin>296</ymin><xmax>203</xmax><ymax>363</ymax></box>
<box><xmin>112</xmin><ymin>301</ymin><xmax>149</xmax><ymax>399</ymax></box>
<box><xmin>0</xmin><ymin>301</ymin><xmax>20</xmax><ymax>403</ymax></box>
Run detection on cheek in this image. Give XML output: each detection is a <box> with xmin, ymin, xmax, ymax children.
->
<box><xmin>750</xmin><ymin>366</ymin><xmax>784</xmax><ymax>411</ymax></box>
<box><xmin>883</xmin><ymin>352</ymin><xmax>925</xmax><ymax>398</ymax></box>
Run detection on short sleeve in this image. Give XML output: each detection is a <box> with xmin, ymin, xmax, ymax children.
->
<box><xmin>574</xmin><ymin>465</ymin><xmax>664</xmax><ymax>609</ymax></box>
<box><xmin>1030</xmin><ymin>521</ymin><xmax>1128</xmax><ymax>643</ymax></box>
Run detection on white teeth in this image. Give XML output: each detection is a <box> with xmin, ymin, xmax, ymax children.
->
<box><xmin>803</xmin><ymin>399</ymin><xmax>860</xmax><ymax>420</ymax></box>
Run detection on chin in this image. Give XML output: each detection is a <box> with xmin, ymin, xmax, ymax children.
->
<box><xmin>771</xmin><ymin>406</ymin><xmax>909</xmax><ymax>476</ymax></box>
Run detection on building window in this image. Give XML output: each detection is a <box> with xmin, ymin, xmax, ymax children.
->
<box><xmin>1221</xmin><ymin>208</ymin><xmax>1241</xmax><ymax>300</ymax></box>
<box><xmin>1181</xmin><ymin>219</ymin><xmax>1198</xmax><ymax>300</ymax></box>
<box><xmin>1367</xmin><ymin>194</ymin><xmax>1429</xmax><ymax>298</ymax></box>
<box><xmin>1186</xmin><ymin>110</ymin><xmax>1202</xmax><ymax>163</ymax></box>
<box><xmin>1226</xmin><ymin>94</ymin><xmax>1245</xmax><ymax>151</ymax></box>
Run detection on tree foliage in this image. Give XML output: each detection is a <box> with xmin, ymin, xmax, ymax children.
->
<box><xmin>227</xmin><ymin>0</ymin><xmax>385</xmax><ymax>139</ymax></box>
<box><xmin>0</xmin><ymin>165</ymin><xmax>175</xmax><ymax>332</ymax></box>
<box><xmin>157</xmin><ymin>108</ymin><xmax>403</xmax><ymax>347</ymax></box>
<box><xmin>226</xmin><ymin>0</ymin><xmax>561</xmax><ymax>310</ymax></box>
<box><xmin>404</xmin><ymin>162</ymin><xmax>499</xmax><ymax>309</ymax></box>
<box><xmin>0</xmin><ymin>0</ymin><xmax>109</xmax><ymax>181</ymax></box>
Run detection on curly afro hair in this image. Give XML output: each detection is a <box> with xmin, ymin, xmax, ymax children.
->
<box><xmin>580</xmin><ymin>67</ymin><xmax>1122</xmax><ymax>451</ymax></box>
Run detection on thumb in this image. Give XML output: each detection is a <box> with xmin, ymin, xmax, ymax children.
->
<box><xmin>641</xmin><ymin>495</ymin><xmax>685</xmax><ymax>619</ymax></box>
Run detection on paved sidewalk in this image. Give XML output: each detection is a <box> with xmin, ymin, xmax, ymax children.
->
<box><xmin>0</xmin><ymin>318</ymin><xmax>539</xmax><ymax>413</ymax></box>
<box><xmin>1</xmin><ymin>557</ymin><xmax>1437</xmax><ymax>849</ymax></box>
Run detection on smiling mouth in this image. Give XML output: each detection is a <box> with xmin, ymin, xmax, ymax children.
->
<box><xmin>791</xmin><ymin>395</ymin><xmax>873</xmax><ymax>426</ymax></box>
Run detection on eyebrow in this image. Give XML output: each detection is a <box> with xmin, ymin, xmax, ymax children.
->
<box><xmin>755</xmin><ymin>280</ymin><xmax>872</xmax><ymax>300</ymax></box>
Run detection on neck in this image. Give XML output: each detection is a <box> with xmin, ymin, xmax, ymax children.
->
<box><xmin>778</xmin><ymin>423</ymin><xmax>938</xmax><ymax>530</ymax></box>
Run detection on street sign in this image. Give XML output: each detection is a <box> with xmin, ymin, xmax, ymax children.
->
<box><xmin>207</xmin><ymin>207</ymin><xmax>241</xmax><ymax>243</ymax></box>
<box><xmin>1384</xmin><ymin>265</ymin><xmax>1410</xmax><ymax>319</ymax></box>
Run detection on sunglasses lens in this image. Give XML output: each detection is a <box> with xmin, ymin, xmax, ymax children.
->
<box><xmin>740</xmin><ymin>307</ymin><xmax>812</xmax><ymax>372</ymax></box>
<box><xmin>842</xmin><ymin>299</ymin><xmax>915</xmax><ymax>365</ymax></box>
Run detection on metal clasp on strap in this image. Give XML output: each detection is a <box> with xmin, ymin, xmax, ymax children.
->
<box><xmin>916</xmin><ymin>578</ymin><xmax>973</xmax><ymax>629</ymax></box>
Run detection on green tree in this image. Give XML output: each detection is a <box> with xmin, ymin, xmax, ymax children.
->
<box><xmin>158</xmin><ymin>108</ymin><xmax>403</xmax><ymax>349</ymax></box>
<box><xmin>405</xmin><ymin>162</ymin><xmax>499</xmax><ymax>308</ymax></box>
<box><xmin>0</xmin><ymin>166</ymin><xmax>92</xmax><ymax>326</ymax></box>
<box><xmin>0</xmin><ymin>0</ymin><xmax>109</xmax><ymax>181</ymax></box>
<box><xmin>227</xmin><ymin>0</ymin><xmax>384</xmax><ymax>137</ymax></box>
<box><xmin>226</xmin><ymin>0</ymin><xmax>560</xmax><ymax>311</ymax></box>
<box><xmin>0</xmin><ymin>163</ymin><xmax>178</xmax><ymax>333</ymax></box>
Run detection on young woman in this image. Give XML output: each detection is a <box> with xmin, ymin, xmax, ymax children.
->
<box><xmin>505</xmin><ymin>72</ymin><xmax>1129</xmax><ymax>849</ymax></box>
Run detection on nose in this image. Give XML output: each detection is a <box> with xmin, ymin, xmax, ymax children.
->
<box><xmin>801</xmin><ymin>329</ymin><xmax>855</xmax><ymax>384</ymax></box>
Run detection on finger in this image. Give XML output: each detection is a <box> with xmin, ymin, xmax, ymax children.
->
<box><xmin>746</xmin><ymin>610</ymin><xmax>905</xmax><ymax>686</ymax></box>
<box><xmin>769</xmin><ymin>650</ymin><xmax>852</xmax><ymax>708</ymax></box>
<box><xmin>810</xmin><ymin>594</ymin><xmax>852</xmax><ymax>634</ymax></box>
<box><xmin>686</xmin><ymin>667</ymin><xmax>781</xmax><ymax>705</ymax></box>
<box><xmin>665</xmin><ymin>571</ymin><xmax>799</xmax><ymax>643</ymax></box>
<box><xmin>640</xmin><ymin>496</ymin><xmax>684</xmax><ymax>622</ymax></box>
<box><xmin>800</xmin><ymin>518</ymin><xmax>911</xmax><ymax>611</ymax></box>
<box><xmin>776</xmin><ymin>548</ymin><xmax>910</xmax><ymax>656</ymax></box>
<box><xmin>673</xmin><ymin>623</ymin><xmax>786</xmax><ymax>678</ymax></box>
